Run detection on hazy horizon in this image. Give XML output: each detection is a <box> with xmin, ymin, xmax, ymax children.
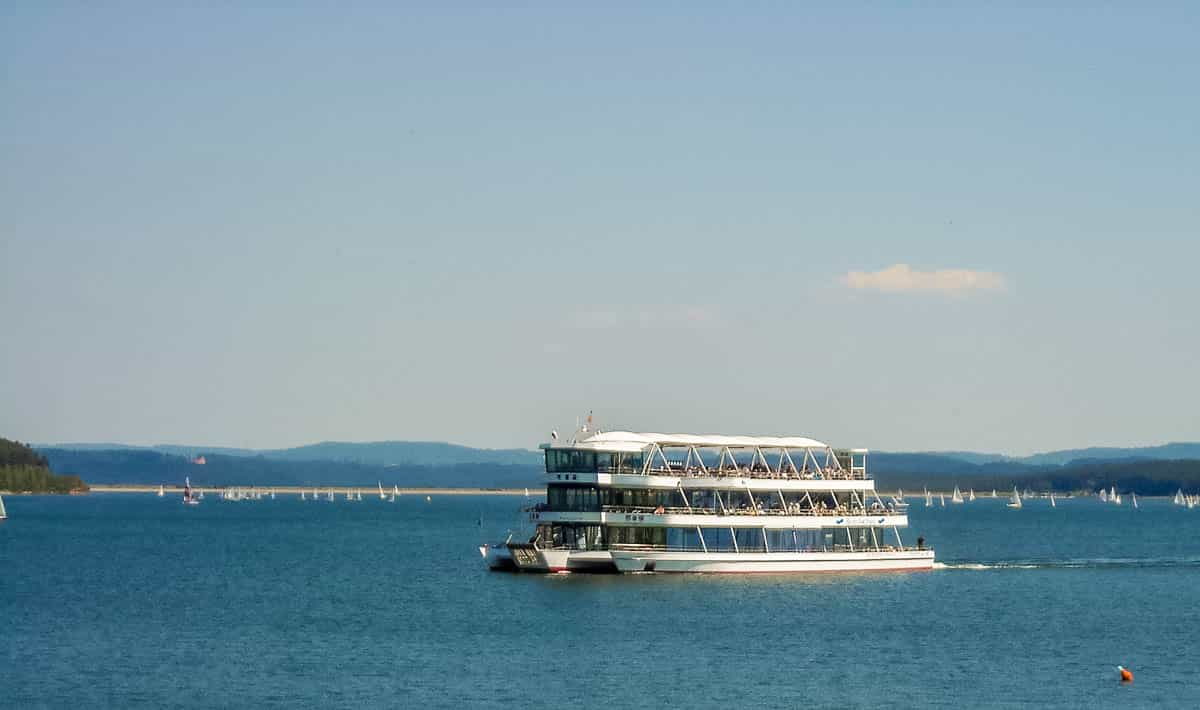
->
<box><xmin>4</xmin><ymin>5</ymin><xmax>1197</xmax><ymax>455</ymax></box>
<box><xmin>25</xmin><ymin>435</ymin><xmax>1200</xmax><ymax>460</ymax></box>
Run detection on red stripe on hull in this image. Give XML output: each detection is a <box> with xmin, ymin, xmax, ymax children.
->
<box><xmin>649</xmin><ymin>566</ymin><xmax>933</xmax><ymax>574</ymax></box>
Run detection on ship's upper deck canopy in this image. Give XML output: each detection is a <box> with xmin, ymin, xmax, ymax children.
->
<box><xmin>565</xmin><ymin>431</ymin><xmax>830</xmax><ymax>451</ymax></box>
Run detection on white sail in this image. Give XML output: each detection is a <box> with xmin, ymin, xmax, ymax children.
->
<box><xmin>1099</xmin><ymin>488</ymin><xmax>1108</xmax><ymax>502</ymax></box>
<box><xmin>1050</xmin><ymin>492</ymin><xmax>1056</xmax><ymax>508</ymax></box>
<box><xmin>897</xmin><ymin>488</ymin><xmax>904</xmax><ymax>499</ymax></box>
<box><xmin>951</xmin><ymin>486</ymin><xmax>964</xmax><ymax>504</ymax></box>
<box><xmin>1007</xmin><ymin>487</ymin><xmax>1022</xmax><ymax>509</ymax></box>
<box><xmin>1132</xmin><ymin>493</ymin><xmax>1138</xmax><ymax>509</ymax></box>
<box><xmin>0</xmin><ymin>493</ymin><xmax>7</xmax><ymax>519</ymax></box>
<box><xmin>991</xmin><ymin>489</ymin><xmax>997</xmax><ymax>498</ymax></box>
<box><xmin>924</xmin><ymin>488</ymin><xmax>932</xmax><ymax>507</ymax></box>
<box><xmin>301</xmin><ymin>491</ymin><xmax>306</xmax><ymax>501</ymax></box>
<box><xmin>968</xmin><ymin>489</ymin><xmax>976</xmax><ymax>502</ymax></box>
<box><xmin>1174</xmin><ymin>489</ymin><xmax>1185</xmax><ymax>505</ymax></box>
<box><xmin>939</xmin><ymin>493</ymin><xmax>945</xmax><ymax>507</ymax></box>
<box><xmin>379</xmin><ymin>481</ymin><xmax>386</xmax><ymax>500</ymax></box>
<box><xmin>393</xmin><ymin>485</ymin><xmax>400</xmax><ymax>496</ymax></box>
<box><xmin>157</xmin><ymin>484</ymin><xmax>165</xmax><ymax>497</ymax></box>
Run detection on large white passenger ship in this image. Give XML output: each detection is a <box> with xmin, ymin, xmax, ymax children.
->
<box><xmin>481</xmin><ymin>429</ymin><xmax>934</xmax><ymax>574</ymax></box>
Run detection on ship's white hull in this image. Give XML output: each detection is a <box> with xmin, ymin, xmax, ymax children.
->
<box><xmin>498</xmin><ymin>544</ymin><xmax>617</xmax><ymax>573</ymax></box>
<box><xmin>533</xmin><ymin>549</ymin><xmax>615</xmax><ymax>573</ymax></box>
<box><xmin>610</xmin><ymin>549</ymin><xmax>935</xmax><ymax>574</ymax></box>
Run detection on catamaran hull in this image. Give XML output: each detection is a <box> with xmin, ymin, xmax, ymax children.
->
<box><xmin>610</xmin><ymin>549</ymin><xmax>936</xmax><ymax>574</ymax></box>
<box><xmin>533</xmin><ymin>549</ymin><xmax>616</xmax><ymax>573</ymax></box>
<box><xmin>499</xmin><ymin>545</ymin><xmax>617</xmax><ymax>573</ymax></box>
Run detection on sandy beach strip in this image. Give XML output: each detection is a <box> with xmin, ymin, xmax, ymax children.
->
<box><xmin>86</xmin><ymin>484</ymin><xmax>527</xmax><ymax>496</ymax></box>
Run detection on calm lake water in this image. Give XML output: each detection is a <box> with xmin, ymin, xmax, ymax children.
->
<box><xmin>3</xmin><ymin>493</ymin><xmax>1199</xmax><ymax>708</ymax></box>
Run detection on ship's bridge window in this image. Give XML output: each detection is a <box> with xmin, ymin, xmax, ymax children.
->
<box><xmin>545</xmin><ymin>449</ymin><xmax>598</xmax><ymax>473</ymax></box>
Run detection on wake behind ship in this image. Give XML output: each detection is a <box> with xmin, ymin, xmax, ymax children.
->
<box><xmin>480</xmin><ymin>429</ymin><xmax>934</xmax><ymax>574</ymax></box>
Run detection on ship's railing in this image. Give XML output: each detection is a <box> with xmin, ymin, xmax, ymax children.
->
<box><xmin>599</xmin><ymin>504</ymin><xmax>903</xmax><ymax>517</ymax></box>
<box><xmin>608</xmin><ymin>543</ymin><xmax>930</xmax><ymax>553</ymax></box>
<box><xmin>588</xmin><ymin>465</ymin><xmax>867</xmax><ymax>481</ymax></box>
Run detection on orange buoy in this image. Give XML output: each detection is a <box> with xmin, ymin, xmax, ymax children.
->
<box><xmin>1118</xmin><ymin>665</ymin><xmax>1133</xmax><ymax>683</ymax></box>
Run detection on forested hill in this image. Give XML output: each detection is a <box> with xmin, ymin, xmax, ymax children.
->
<box><xmin>1</xmin><ymin>437</ymin><xmax>88</xmax><ymax>493</ymax></box>
<box><xmin>45</xmin><ymin>440</ymin><xmax>542</xmax><ymax>467</ymax></box>
<box><xmin>39</xmin><ymin>448</ymin><xmax>543</xmax><ymax>489</ymax></box>
<box><xmin>34</xmin><ymin>443</ymin><xmax>1200</xmax><ymax>495</ymax></box>
<box><xmin>873</xmin><ymin>458</ymin><xmax>1200</xmax><ymax>496</ymax></box>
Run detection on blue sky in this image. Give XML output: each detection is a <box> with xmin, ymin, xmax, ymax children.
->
<box><xmin>2</xmin><ymin>4</ymin><xmax>1197</xmax><ymax>454</ymax></box>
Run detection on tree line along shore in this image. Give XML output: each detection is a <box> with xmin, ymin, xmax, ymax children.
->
<box><xmin>0</xmin><ymin>438</ymin><xmax>88</xmax><ymax>494</ymax></box>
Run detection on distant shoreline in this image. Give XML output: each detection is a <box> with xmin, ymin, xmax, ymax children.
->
<box><xmin>4</xmin><ymin>485</ymin><xmax>1167</xmax><ymax>499</ymax></box>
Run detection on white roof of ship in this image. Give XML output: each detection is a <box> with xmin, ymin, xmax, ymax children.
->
<box><xmin>566</xmin><ymin>431</ymin><xmax>829</xmax><ymax>451</ymax></box>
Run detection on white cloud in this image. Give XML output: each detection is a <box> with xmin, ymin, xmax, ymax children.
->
<box><xmin>841</xmin><ymin>264</ymin><xmax>1006</xmax><ymax>294</ymax></box>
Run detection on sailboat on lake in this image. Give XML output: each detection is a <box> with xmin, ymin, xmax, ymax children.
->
<box><xmin>0</xmin><ymin>492</ymin><xmax>7</xmax><ymax>520</ymax></box>
<box><xmin>951</xmin><ymin>486</ymin><xmax>964</xmax><ymax>504</ymax></box>
<box><xmin>1049</xmin><ymin>492</ymin><xmax>1056</xmax><ymax>508</ymax></box>
<box><xmin>157</xmin><ymin>484</ymin><xmax>165</xmax><ymax>498</ymax></box>
<box><xmin>182</xmin><ymin>477</ymin><xmax>200</xmax><ymax>506</ymax></box>
<box><xmin>924</xmin><ymin>488</ymin><xmax>932</xmax><ymax>507</ymax></box>
<box><xmin>968</xmin><ymin>489</ymin><xmax>976</xmax><ymax>502</ymax></box>
<box><xmin>1007</xmin><ymin>487</ymin><xmax>1022</xmax><ymax>509</ymax></box>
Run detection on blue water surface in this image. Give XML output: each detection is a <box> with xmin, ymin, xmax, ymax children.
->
<box><xmin>3</xmin><ymin>493</ymin><xmax>1199</xmax><ymax>709</ymax></box>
